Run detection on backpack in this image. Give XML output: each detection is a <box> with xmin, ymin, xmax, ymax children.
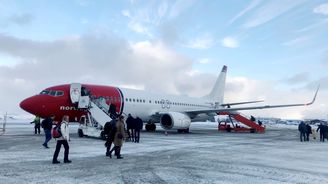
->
<box><xmin>52</xmin><ymin>123</ymin><xmax>62</xmax><ymax>138</ymax></box>
<box><xmin>104</xmin><ymin>121</ymin><xmax>113</xmax><ymax>135</ymax></box>
<box><xmin>41</xmin><ymin>119</ymin><xmax>46</xmax><ymax>128</ymax></box>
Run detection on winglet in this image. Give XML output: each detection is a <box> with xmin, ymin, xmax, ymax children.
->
<box><xmin>222</xmin><ymin>65</ymin><xmax>227</xmax><ymax>73</ymax></box>
<box><xmin>305</xmin><ymin>85</ymin><xmax>320</xmax><ymax>106</ymax></box>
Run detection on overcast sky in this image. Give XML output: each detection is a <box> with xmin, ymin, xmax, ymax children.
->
<box><xmin>0</xmin><ymin>0</ymin><xmax>327</xmax><ymax>120</ymax></box>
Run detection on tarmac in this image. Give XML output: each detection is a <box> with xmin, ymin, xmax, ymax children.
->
<box><xmin>0</xmin><ymin>121</ymin><xmax>328</xmax><ymax>184</ymax></box>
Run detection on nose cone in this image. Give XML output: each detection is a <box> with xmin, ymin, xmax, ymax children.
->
<box><xmin>20</xmin><ymin>96</ymin><xmax>39</xmax><ymax>115</ymax></box>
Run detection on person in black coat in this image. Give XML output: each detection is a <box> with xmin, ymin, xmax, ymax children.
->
<box><xmin>317</xmin><ymin>123</ymin><xmax>326</xmax><ymax>142</ymax></box>
<box><xmin>305</xmin><ymin>123</ymin><xmax>312</xmax><ymax>141</ymax></box>
<box><xmin>298</xmin><ymin>121</ymin><xmax>306</xmax><ymax>142</ymax></box>
<box><xmin>104</xmin><ymin>120</ymin><xmax>117</xmax><ymax>157</ymax></box>
<box><xmin>126</xmin><ymin>114</ymin><xmax>133</xmax><ymax>141</ymax></box>
<box><xmin>108</xmin><ymin>104</ymin><xmax>117</xmax><ymax>119</ymax></box>
<box><xmin>134</xmin><ymin>117</ymin><xmax>143</xmax><ymax>143</ymax></box>
<box><xmin>42</xmin><ymin>115</ymin><xmax>55</xmax><ymax>148</ymax></box>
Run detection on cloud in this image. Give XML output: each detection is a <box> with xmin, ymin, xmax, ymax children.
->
<box><xmin>243</xmin><ymin>0</ymin><xmax>306</xmax><ymax>28</ymax></box>
<box><xmin>322</xmin><ymin>50</ymin><xmax>328</xmax><ymax>66</ymax></box>
<box><xmin>128</xmin><ymin>21</ymin><xmax>152</xmax><ymax>37</ymax></box>
<box><xmin>198</xmin><ymin>58</ymin><xmax>211</xmax><ymax>64</ymax></box>
<box><xmin>184</xmin><ymin>34</ymin><xmax>214</xmax><ymax>49</ymax></box>
<box><xmin>282</xmin><ymin>36</ymin><xmax>310</xmax><ymax>46</ymax></box>
<box><xmin>0</xmin><ymin>32</ymin><xmax>326</xmax><ymax>119</ymax></box>
<box><xmin>296</xmin><ymin>18</ymin><xmax>328</xmax><ymax>32</ymax></box>
<box><xmin>168</xmin><ymin>0</ymin><xmax>197</xmax><ymax>18</ymax></box>
<box><xmin>313</xmin><ymin>3</ymin><xmax>328</xmax><ymax>15</ymax></box>
<box><xmin>1</xmin><ymin>13</ymin><xmax>34</xmax><ymax>27</ymax></box>
<box><xmin>0</xmin><ymin>32</ymin><xmax>201</xmax><ymax>114</ymax></box>
<box><xmin>158</xmin><ymin>1</ymin><xmax>168</xmax><ymax>19</ymax></box>
<box><xmin>229</xmin><ymin>0</ymin><xmax>262</xmax><ymax>24</ymax></box>
<box><xmin>225</xmin><ymin>77</ymin><xmax>327</xmax><ymax>119</ymax></box>
<box><xmin>158</xmin><ymin>21</ymin><xmax>180</xmax><ymax>44</ymax></box>
<box><xmin>283</xmin><ymin>72</ymin><xmax>309</xmax><ymax>85</ymax></box>
<box><xmin>221</xmin><ymin>37</ymin><xmax>239</xmax><ymax>48</ymax></box>
<box><xmin>121</xmin><ymin>10</ymin><xmax>131</xmax><ymax>18</ymax></box>
<box><xmin>305</xmin><ymin>76</ymin><xmax>328</xmax><ymax>90</ymax></box>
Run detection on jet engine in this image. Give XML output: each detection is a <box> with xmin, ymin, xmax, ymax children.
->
<box><xmin>160</xmin><ymin>112</ymin><xmax>191</xmax><ymax>131</ymax></box>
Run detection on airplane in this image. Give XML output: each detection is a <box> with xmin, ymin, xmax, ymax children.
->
<box><xmin>20</xmin><ymin>65</ymin><xmax>319</xmax><ymax>137</ymax></box>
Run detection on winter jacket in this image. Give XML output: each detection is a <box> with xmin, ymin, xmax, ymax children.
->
<box><xmin>135</xmin><ymin>117</ymin><xmax>143</xmax><ymax>130</ymax></box>
<box><xmin>113</xmin><ymin>119</ymin><xmax>125</xmax><ymax>147</ymax></box>
<box><xmin>298</xmin><ymin>122</ymin><xmax>306</xmax><ymax>133</ymax></box>
<box><xmin>33</xmin><ymin>117</ymin><xmax>41</xmax><ymax>124</ymax></box>
<box><xmin>58</xmin><ymin>121</ymin><xmax>69</xmax><ymax>141</ymax></box>
<box><xmin>42</xmin><ymin>117</ymin><xmax>53</xmax><ymax>130</ymax></box>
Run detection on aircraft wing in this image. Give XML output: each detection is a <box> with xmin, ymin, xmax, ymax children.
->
<box><xmin>185</xmin><ymin>86</ymin><xmax>319</xmax><ymax>115</ymax></box>
<box><xmin>220</xmin><ymin>100</ymin><xmax>264</xmax><ymax>107</ymax></box>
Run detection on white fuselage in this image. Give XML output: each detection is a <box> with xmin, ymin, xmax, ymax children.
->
<box><xmin>120</xmin><ymin>88</ymin><xmax>214</xmax><ymax>121</ymax></box>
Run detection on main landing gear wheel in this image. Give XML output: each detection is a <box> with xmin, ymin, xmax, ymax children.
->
<box><xmin>145</xmin><ymin>123</ymin><xmax>156</xmax><ymax>131</ymax></box>
<box><xmin>177</xmin><ymin>128</ymin><xmax>189</xmax><ymax>133</ymax></box>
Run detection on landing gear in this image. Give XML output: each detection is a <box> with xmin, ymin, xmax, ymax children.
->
<box><xmin>145</xmin><ymin>122</ymin><xmax>156</xmax><ymax>131</ymax></box>
<box><xmin>177</xmin><ymin>128</ymin><xmax>189</xmax><ymax>133</ymax></box>
<box><xmin>78</xmin><ymin>129</ymin><xmax>84</xmax><ymax>137</ymax></box>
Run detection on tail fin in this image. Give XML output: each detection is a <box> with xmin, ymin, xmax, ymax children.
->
<box><xmin>204</xmin><ymin>65</ymin><xmax>227</xmax><ymax>104</ymax></box>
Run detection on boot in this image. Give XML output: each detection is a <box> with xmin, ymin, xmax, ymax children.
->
<box><xmin>64</xmin><ymin>160</ymin><xmax>72</xmax><ymax>163</ymax></box>
<box><xmin>108</xmin><ymin>147</ymin><xmax>115</xmax><ymax>159</ymax></box>
<box><xmin>116</xmin><ymin>147</ymin><xmax>123</xmax><ymax>159</ymax></box>
<box><xmin>52</xmin><ymin>160</ymin><xmax>60</xmax><ymax>164</ymax></box>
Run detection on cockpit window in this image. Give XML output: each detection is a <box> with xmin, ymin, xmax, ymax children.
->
<box><xmin>39</xmin><ymin>90</ymin><xmax>64</xmax><ymax>97</ymax></box>
<box><xmin>40</xmin><ymin>90</ymin><xmax>49</xmax><ymax>95</ymax></box>
<box><xmin>49</xmin><ymin>91</ymin><xmax>56</xmax><ymax>96</ymax></box>
<box><xmin>55</xmin><ymin>91</ymin><xmax>64</xmax><ymax>96</ymax></box>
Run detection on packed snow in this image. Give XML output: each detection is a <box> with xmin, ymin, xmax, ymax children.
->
<box><xmin>0</xmin><ymin>119</ymin><xmax>327</xmax><ymax>184</ymax></box>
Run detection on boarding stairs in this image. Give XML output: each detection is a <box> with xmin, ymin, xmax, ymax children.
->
<box><xmin>70</xmin><ymin>83</ymin><xmax>113</xmax><ymax>138</ymax></box>
<box><xmin>218</xmin><ymin>111</ymin><xmax>265</xmax><ymax>133</ymax></box>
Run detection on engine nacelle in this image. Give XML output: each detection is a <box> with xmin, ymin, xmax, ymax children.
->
<box><xmin>160</xmin><ymin>112</ymin><xmax>191</xmax><ymax>130</ymax></box>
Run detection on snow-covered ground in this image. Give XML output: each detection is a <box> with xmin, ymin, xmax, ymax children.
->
<box><xmin>0</xmin><ymin>120</ymin><xmax>327</xmax><ymax>184</ymax></box>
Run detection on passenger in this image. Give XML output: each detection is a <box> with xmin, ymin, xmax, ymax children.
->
<box><xmin>112</xmin><ymin>115</ymin><xmax>125</xmax><ymax>159</ymax></box>
<box><xmin>52</xmin><ymin>115</ymin><xmax>71</xmax><ymax>164</ymax></box>
<box><xmin>104</xmin><ymin>120</ymin><xmax>116</xmax><ymax>157</ymax></box>
<box><xmin>126</xmin><ymin>114</ymin><xmax>133</xmax><ymax>141</ymax></box>
<box><xmin>325</xmin><ymin>125</ymin><xmax>328</xmax><ymax>141</ymax></box>
<box><xmin>258</xmin><ymin>120</ymin><xmax>263</xmax><ymax>126</ymax></box>
<box><xmin>134</xmin><ymin>116</ymin><xmax>143</xmax><ymax>143</ymax></box>
<box><xmin>305</xmin><ymin>123</ymin><xmax>312</xmax><ymax>141</ymax></box>
<box><xmin>250</xmin><ymin>115</ymin><xmax>256</xmax><ymax>122</ymax></box>
<box><xmin>316</xmin><ymin>123</ymin><xmax>325</xmax><ymax>142</ymax></box>
<box><xmin>41</xmin><ymin>115</ymin><xmax>55</xmax><ymax>148</ymax></box>
<box><xmin>108</xmin><ymin>104</ymin><xmax>117</xmax><ymax>119</ymax></box>
<box><xmin>130</xmin><ymin>116</ymin><xmax>136</xmax><ymax>142</ymax></box>
<box><xmin>298</xmin><ymin>121</ymin><xmax>306</xmax><ymax>142</ymax></box>
<box><xmin>30</xmin><ymin>116</ymin><xmax>41</xmax><ymax>134</ymax></box>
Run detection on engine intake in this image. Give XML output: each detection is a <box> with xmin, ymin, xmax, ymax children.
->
<box><xmin>160</xmin><ymin>112</ymin><xmax>191</xmax><ymax>130</ymax></box>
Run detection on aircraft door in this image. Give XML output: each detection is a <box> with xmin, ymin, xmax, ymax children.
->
<box><xmin>70</xmin><ymin>83</ymin><xmax>82</xmax><ymax>104</ymax></box>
